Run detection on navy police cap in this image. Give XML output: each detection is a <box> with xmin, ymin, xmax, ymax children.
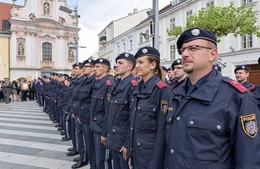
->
<box><xmin>177</xmin><ymin>28</ymin><xmax>217</xmax><ymax>53</ymax></box>
<box><xmin>116</xmin><ymin>52</ymin><xmax>135</xmax><ymax>63</ymax></box>
<box><xmin>94</xmin><ymin>58</ymin><xmax>111</xmax><ymax>68</ymax></box>
<box><xmin>135</xmin><ymin>46</ymin><xmax>160</xmax><ymax>59</ymax></box>
<box><xmin>171</xmin><ymin>58</ymin><xmax>182</xmax><ymax>69</ymax></box>
<box><xmin>83</xmin><ymin>59</ymin><xmax>95</xmax><ymax>66</ymax></box>
<box><xmin>72</xmin><ymin>62</ymin><xmax>83</xmax><ymax>68</ymax></box>
<box><xmin>234</xmin><ymin>65</ymin><xmax>249</xmax><ymax>73</ymax></box>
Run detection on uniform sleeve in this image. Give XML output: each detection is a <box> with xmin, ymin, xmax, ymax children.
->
<box><xmin>230</xmin><ymin>92</ymin><xmax>260</xmax><ymax>168</ymax></box>
<box><xmin>148</xmin><ymin>86</ymin><xmax>171</xmax><ymax>169</ymax></box>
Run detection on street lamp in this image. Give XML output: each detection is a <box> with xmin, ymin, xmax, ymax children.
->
<box><xmin>152</xmin><ymin>0</ymin><xmax>159</xmax><ymax>50</ymax></box>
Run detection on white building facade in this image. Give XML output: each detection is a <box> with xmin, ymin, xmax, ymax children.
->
<box><xmin>98</xmin><ymin>8</ymin><xmax>151</xmax><ymax>63</ymax></box>
<box><xmin>103</xmin><ymin>0</ymin><xmax>260</xmax><ymax>80</ymax></box>
<box><xmin>9</xmin><ymin>0</ymin><xmax>78</xmax><ymax>80</ymax></box>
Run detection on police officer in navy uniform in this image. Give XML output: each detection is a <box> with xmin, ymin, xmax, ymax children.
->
<box><xmin>90</xmin><ymin>58</ymin><xmax>112</xmax><ymax>169</ymax></box>
<box><xmin>166</xmin><ymin>68</ymin><xmax>176</xmax><ymax>86</ymax></box>
<box><xmin>170</xmin><ymin>58</ymin><xmax>187</xmax><ymax>92</ymax></box>
<box><xmin>66</xmin><ymin>62</ymin><xmax>84</xmax><ymax>157</ymax></box>
<box><xmin>102</xmin><ymin>53</ymin><xmax>137</xmax><ymax>169</ymax></box>
<box><xmin>128</xmin><ymin>47</ymin><xmax>171</xmax><ymax>169</ymax></box>
<box><xmin>235</xmin><ymin>65</ymin><xmax>260</xmax><ymax>110</ymax></box>
<box><xmin>72</xmin><ymin>59</ymin><xmax>96</xmax><ymax>169</ymax></box>
<box><xmin>165</xmin><ymin>28</ymin><xmax>260</xmax><ymax>169</ymax></box>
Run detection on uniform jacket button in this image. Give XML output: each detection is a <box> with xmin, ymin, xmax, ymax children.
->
<box><xmin>170</xmin><ymin>149</ymin><xmax>174</xmax><ymax>153</ymax></box>
<box><xmin>217</xmin><ymin>125</ymin><xmax>222</xmax><ymax>130</ymax></box>
<box><xmin>189</xmin><ymin>121</ymin><xmax>194</xmax><ymax>125</ymax></box>
<box><xmin>176</xmin><ymin>116</ymin><xmax>180</xmax><ymax>121</ymax></box>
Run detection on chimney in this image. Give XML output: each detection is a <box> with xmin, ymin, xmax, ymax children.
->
<box><xmin>133</xmin><ymin>8</ymin><xmax>138</xmax><ymax>13</ymax></box>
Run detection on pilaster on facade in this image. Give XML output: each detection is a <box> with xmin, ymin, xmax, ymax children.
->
<box><xmin>8</xmin><ymin>0</ymin><xmax>79</xmax><ymax>79</ymax></box>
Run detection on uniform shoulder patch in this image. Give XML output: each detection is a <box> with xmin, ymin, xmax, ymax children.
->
<box><xmin>130</xmin><ymin>80</ymin><xmax>138</xmax><ymax>87</ymax></box>
<box><xmin>241</xmin><ymin>114</ymin><xmax>258</xmax><ymax>138</ymax></box>
<box><xmin>161</xmin><ymin>100</ymin><xmax>168</xmax><ymax>115</ymax></box>
<box><xmin>156</xmin><ymin>81</ymin><xmax>167</xmax><ymax>89</ymax></box>
<box><xmin>227</xmin><ymin>80</ymin><xmax>247</xmax><ymax>93</ymax></box>
<box><xmin>106</xmin><ymin>80</ymin><xmax>112</xmax><ymax>86</ymax></box>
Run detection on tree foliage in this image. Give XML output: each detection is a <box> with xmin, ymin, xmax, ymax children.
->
<box><xmin>167</xmin><ymin>2</ymin><xmax>260</xmax><ymax>40</ymax></box>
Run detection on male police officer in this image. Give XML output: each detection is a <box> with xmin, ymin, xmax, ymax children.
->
<box><xmin>102</xmin><ymin>53</ymin><xmax>137</xmax><ymax>169</ymax></box>
<box><xmin>170</xmin><ymin>58</ymin><xmax>187</xmax><ymax>91</ymax></box>
<box><xmin>90</xmin><ymin>58</ymin><xmax>112</xmax><ymax>169</ymax></box>
<box><xmin>66</xmin><ymin>62</ymin><xmax>84</xmax><ymax>157</ymax></box>
<box><xmin>165</xmin><ymin>28</ymin><xmax>260</xmax><ymax>169</ymax></box>
<box><xmin>235</xmin><ymin>65</ymin><xmax>260</xmax><ymax>109</ymax></box>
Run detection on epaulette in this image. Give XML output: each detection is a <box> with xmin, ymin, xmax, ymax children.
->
<box><xmin>106</xmin><ymin>80</ymin><xmax>112</xmax><ymax>86</ymax></box>
<box><xmin>249</xmin><ymin>85</ymin><xmax>256</xmax><ymax>92</ymax></box>
<box><xmin>156</xmin><ymin>81</ymin><xmax>167</xmax><ymax>89</ymax></box>
<box><xmin>130</xmin><ymin>80</ymin><xmax>138</xmax><ymax>87</ymax></box>
<box><xmin>227</xmin><ymin>80</ymin><xmax>247</xmax><ymax>93</ymax></box>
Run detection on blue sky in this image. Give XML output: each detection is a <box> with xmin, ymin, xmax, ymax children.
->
<box><xmin>0</xmin><ymin>0</ymin><xmax>169</xmax><ymax>61</ymax></box>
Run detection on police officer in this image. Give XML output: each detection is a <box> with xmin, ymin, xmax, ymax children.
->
<box><xmin>234</xmin><ymin>65</ymin><xmax>260</xmax><ymax>109</ymax></box>
<box><xmin>165</xmin><ymin>28</ymin><xmax>260</xmax><ymax>168</ymax></box>
<box><xmin>90</xmin><ymin>58</ymin><xmax>112</xmax><ymax>169</ymax></box>
<box><xmin>128</xmin><ymin>47</ymin><xmax>171</xmax><ymax>169</ymax></box>
<box><xmin>74</xmin><ymin>59</ymin><xmax>96</xmax><ymax>169</ymax></box>
<box><xmin>66</xmin><ymin>62</ymin><xmax>84</xmax><ymax>157</ymax></box>
<box><xmin>102</xmin><ymin>53</ymin><xmax>137</xmax><ymax>169</ymax></box>
<box><xmin>166</xmin><ymin>68</ymin><xmax>175</xmax><ymax>86</ymax></box>
<box><xmin>170</xmin><ymin>58</ymin><xmax>187</xmax><ymax>91</ymax></box>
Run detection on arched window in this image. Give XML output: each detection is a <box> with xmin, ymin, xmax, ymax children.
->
<box><xmin>42</xmin><ymin>42</ymin><xmax>52</xmax><ymax>61</ymax></box>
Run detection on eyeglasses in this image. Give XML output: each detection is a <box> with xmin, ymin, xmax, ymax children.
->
<box><xmin>173</xmin><ymin>67</ymin><xmax>183</xmax><ymax>70</ymax></box>
<box><xmin>179</xmin><ymin>45</ymin><xmax>213</xmax><ymax>54</ymax></box>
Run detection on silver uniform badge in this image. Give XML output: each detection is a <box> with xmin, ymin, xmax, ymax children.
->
<box><xmin>142</xmin><ymin>48</ymin><xmax>148</xmax><ymax>54</ymax></box>
<box><xmin>125</xmin><ymin>53</ymin><xmax>129</xmax><ymax>57</ymax></box>
<box><xmin>191</xmin><ymin>29</ymin><xmax>200</xmax><ymax>36</ymax></box>
<box><xmin>99</xmin><ymin>59</ymin><xmax>103</xmax><ymax>62</ymax></box>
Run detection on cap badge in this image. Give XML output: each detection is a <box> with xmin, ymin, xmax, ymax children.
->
<box><xmin>142</xmin><ymin>48</ymin><xmax>148</xmax><ymax>54</ymax></box>
<box><xmin>99</xmin><ymin>59</ymin><xmax>103</xmax><ymax>62</ymax></box>
<box><xmin>125</xmin><ymin>53</ymin><xmax>129</xmax><ymax>57</ymax></box>
<box><xmin>177</xmin><ymin>59</ymin><xmax>181</xmax><ymax>63</ymax></box>
<box><xmin>191</xmin><ymin>29</ymin><xmax>200</xmax><ymax>36</ymax></box>
<box><xmin>88</xmin><ymin>59</ymin><xmax>91</xmax><ymax>62</ymax></box>
<box><xmin>242</xmin><ymin>66</ymin><xmax>245</xmax><ymax>69</ymax></box>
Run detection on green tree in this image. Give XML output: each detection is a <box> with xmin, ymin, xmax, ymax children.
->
<box><xmin>17</xmin><ymin>77</ymin><xmax>26</xmax><ymax>82</ymax></box>
<box><xmin>167</xmin><ymin>2</ymin><xmax>260</xmax><ymax>40</ymax></box>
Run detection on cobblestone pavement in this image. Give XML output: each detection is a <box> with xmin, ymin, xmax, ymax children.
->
<box><xmin>0</xmin><ymin>101</ymin><xmax>90</xmax><ymax>169</ymax></box>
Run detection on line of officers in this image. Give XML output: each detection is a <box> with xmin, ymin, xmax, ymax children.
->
<box><xmin>36</xmin><ymin>28</ymin><xmax>260</xmax><ymax>169</ymax></box>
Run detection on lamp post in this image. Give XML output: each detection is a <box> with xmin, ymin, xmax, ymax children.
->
<box><xmin>59</xmin><ymin>0</ymin><xmax>80</xmax><ymax>62</ymax></box>
<box><xmin>152</xmin><ymin>0</ymin><xmax>159</xmax><ymax>50</ymax></box>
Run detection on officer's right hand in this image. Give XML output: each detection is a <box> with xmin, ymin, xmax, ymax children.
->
<box><xmin>120</xmin><ymin>146</ymin><xmax>127</xmax><ymax>160</ymax></box>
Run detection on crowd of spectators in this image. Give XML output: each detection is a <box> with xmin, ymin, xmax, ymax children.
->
<box><xmin>0</xmin><ymin>78</ymin><xmax>37</xmax><ymax>103</ymax></box>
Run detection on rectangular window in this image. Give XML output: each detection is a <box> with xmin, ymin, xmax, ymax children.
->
<box><xmin>186</xmin><ymin>9</ymin><xmax>193</xmax><ymax>20</ymax></box>
<box><xmin>42</xmin><ymin>42</ymin><xmax>52</xmax><ymax>61</ymax></box>
<box><xmin>242</xmin><ymin>34</ymin><xmax>253</xmax><ymax>49</ymax></box>
<box><xmin>129</xmin><ymin>40</ymin><xmax>133</xmax><ymax>50</ymax></box>
<box><xmin>117</xmin><ymin>45</ymin><xmax>120</xmax><ymax>54</ymax></box>
<box><xmin>170</xmin><ymin>17</ymin><xmax>175</xmax><ymax>31</ymax></box>
<box><xmin>170</xmin><ymin>45</ymin><xmax>176</xmax><ymax>61</ymax></box>
<box><xmin>242</xmin><ymin>0</ymin><xmax>253</xmax><ymax>4</ymax></box>
<box><xmin>123</xmin><ymin>43</ymin><xmax>126</xmax><ymax>52</ymax></box>
<box><xmin>206</xmin><ymin>0</ymin><xmax>214</xmax><ymax>8</ymax></box>
<box><xmin>139</xmin><ymin>33</ymin><xmax>143</xmax><ymax>44</ymax></box>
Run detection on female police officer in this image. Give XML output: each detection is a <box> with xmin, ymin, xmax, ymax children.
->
<box><xmin>128</xmin><ymin>47</ymin><xmax>171</xmax><ymax>169</ymax></box>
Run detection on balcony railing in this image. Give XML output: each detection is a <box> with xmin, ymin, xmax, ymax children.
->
<box><xmin>40</xmin><ymin>60</ymin><xmax>54</xmax><ymax>69</ymax></box>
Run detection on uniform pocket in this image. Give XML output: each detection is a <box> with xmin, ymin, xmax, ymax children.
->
<box><xmin>186</xmin><ymin>116</ymin><xmax>224</xmax><ymax>161</ymax></box>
